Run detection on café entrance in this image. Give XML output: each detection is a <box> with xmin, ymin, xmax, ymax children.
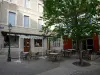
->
<box><xmin>24</xmin><ymin>39</ymin><xmax>30</xmax><ymax>52</ymax></box>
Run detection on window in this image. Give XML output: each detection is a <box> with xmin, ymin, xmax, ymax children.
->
<box><xmin>38</xmin><ymin>19</ymin><xmax>43</xmax><ymax>29</ymax></box>
<box><xmin>38</xmin><ymin>4</ymin><xmax>43</xmax><ymax>12</ymax></box>
<box><xmin>24</xmin><ymin>15</ymin><xmax>29</xmax><ymax>28</ymax></box>
<box><xmin>8</xmin><ymin>11</ymin><xmax>16</xmax><ymax>26</ymax></box>
<box><xmin>34</xmin><ymin>39</ymin><xmax>42</xmax><ymax>47</ymax></box>
<box><xmin>4</xmin><ymin>35</ymin><xmax>19</xmax><ymax>48</ymax></box>
<box><xmin>53</xmin><ymin>39</ymin><xmax>60</xmax><ymax>47</ymax></box>
<box><xmin>24</xmin><ymin>0</ymin><xmax>30</xmax><ymax>8</ymax></box>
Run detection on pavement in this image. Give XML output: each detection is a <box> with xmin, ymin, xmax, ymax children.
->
<box><xmin>0</xmin><ymin>55</ymin><xmax>100</xmax><ymax>75</ymax></box>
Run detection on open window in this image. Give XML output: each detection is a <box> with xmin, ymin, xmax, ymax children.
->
<box><xmin>34</xmin><ymin>39</ymin><xmax>42</xmax><ymax>47</ymax></box>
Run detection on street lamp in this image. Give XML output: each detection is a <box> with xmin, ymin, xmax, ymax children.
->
<box><xmin>40</xmin><ymin>34</ymin><xmax>46</xmax><ymax>59</ymax></box>
<box><xmin>7</xmin><ymin>24</ymin><xmax>12</xmax><ymax>62</ymax></box>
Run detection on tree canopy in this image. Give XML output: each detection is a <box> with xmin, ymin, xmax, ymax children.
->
<box><xmin>43</xmin><ymin>0</ymin><xmax>100</xmax><ymax>40</ymax></box>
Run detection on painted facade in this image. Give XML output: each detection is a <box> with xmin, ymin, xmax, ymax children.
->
<box><xmin>0</xmin><ymin>0</ymin><xmax>48</xmax><ymax>58</ymax></box>
<box><xmin>0</xmin><ymin>0</ymin><xmax>99</xmax><ymax>58</ymax></box>
<box><xmin>63</xmin><ymin>34</ymin><xmax>99</xmax><ymax>52</ymax></box>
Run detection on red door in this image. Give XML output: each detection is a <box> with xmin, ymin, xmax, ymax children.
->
<box><xmin>93</xmin><ymin>33</ymin><xmax>99</xmax><ymax>52</ymax></box>
<box><xmin>24</xmin><ymin>39</ymin><xmax>30</xmax><ymax>52</ymax></box>
<box><xmin>64</xmin><ymin>38</ymin><xmax>72</xmax><ymax>50</ymax></box>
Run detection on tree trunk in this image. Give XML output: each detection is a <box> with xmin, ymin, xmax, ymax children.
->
<box><xmin>76</xmin><ymin>40</ymin><xmax>79</xmax><ymax>51</ymax></box>
<box><xmin>77</xmin><ymin>40</ymin><xmax>83</xmax><ymax>65</ymax></box>
<box><xmin>79</xmin><ymin>40</ymin><xmax>83</xmax><ymax>65</ymax></box>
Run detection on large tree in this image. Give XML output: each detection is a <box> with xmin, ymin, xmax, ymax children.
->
<box><xmin>43</xmin><ymin>0</ymin><xmax>100</xmax><ymax>65</ymax></box>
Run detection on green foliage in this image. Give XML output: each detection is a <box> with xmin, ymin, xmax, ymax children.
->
<box><xmin>43</xmin><ymin>0</ymin><xmax>100</xmax><ymax>40</ymax></box>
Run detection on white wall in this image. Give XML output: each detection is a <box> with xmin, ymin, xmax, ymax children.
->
<box><xmin>50</xmin><ymin>40</ymin><xmax>62</xmax><ymax>51</ymax></box>
<box><xmin>0</xmin><ymin>1</ymin><xmax>43</xmax><ymax>35</ymax></box>
<box><xmin>20</xmin><ymin>38</ymin><xmax>24</xmax><ymax>51</ymax></box>
<box><xmin>2</xmin><ymin>36</ymin><xmax>21</xmax><ymax>58</ymax></box>
<box><xmin>2</xmin><ymin>48</ymin><xmax>20</xmax><ymax>58</ymax></box>
<box><xmin>43</xmin><ymin>38</ymin><xmax>47</xmax><ymax>51</ymax></box>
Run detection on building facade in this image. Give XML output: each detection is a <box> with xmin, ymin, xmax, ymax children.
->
<box><xmin>0</xmin><ymin>0</ymin><xmax>99</xmax><ymax>59</ymax></box>
<box><xmin>0</xmin><ymin>0</ymin><xmax>48</xmax><ymax>58</ymax></box>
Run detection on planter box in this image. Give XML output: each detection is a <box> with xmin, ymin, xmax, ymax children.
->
<box><xmin>91</xmin><ymin>54</ymin><xmax>100</xmax><ymax>60</ymax></box>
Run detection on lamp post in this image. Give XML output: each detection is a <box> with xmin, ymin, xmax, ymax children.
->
<box><xmin>40</xmin><ymin>34</ymin><xmax>46</xmax><ymax>59</ymax></box>
<box><xmin>7</xmin><ymin>24</ymin><xmax>12</xmax><ymax>62</ymax></box>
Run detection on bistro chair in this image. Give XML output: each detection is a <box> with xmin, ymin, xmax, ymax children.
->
<box><xmin>57</xmin><ymin>50</ymin><xmax>63</xmax><ymax>60</ymax></box>
<box><xmin>20</xmin><ymin>51</ymin><xmax>28</xmax><ymax>60</ymax></box>
<box><xmin>26</xmin><ymin>51</ymin><xmax>40</xmax><ymax>60</ymax></box>
<box><xmin>26</xmin><ymin>51</ymin><xmax>33</xmax><ymax>60</ymax></box>
<box><xmin>34</xmin><ymin>52</ymin><xmax>39</xmax><ymax>59</ymax></box>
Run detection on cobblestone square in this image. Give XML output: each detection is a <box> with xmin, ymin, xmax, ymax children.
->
<box><xmin>0</xmin><ymin>55</ymin><xmax>100</xmax><ymax>75</ymax></box>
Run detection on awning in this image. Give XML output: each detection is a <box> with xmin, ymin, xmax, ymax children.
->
<box><xmin>20</xmin><ymin>35</ymin><xmax>43</xmax><ymax>39</ymax></box>
<box><xmin>1</xmin><ymin>31</ymin><xmax>49</xmax><ymax>39</ymax></box>
<box><xmin>1</xmin><ymin>31</ymin><xmax>51</xmax><ymax>37</ymax></box>
<box><xmin>1</xmin><ymin>31</ymin><xmax>43</xmax><ymax>36</ymax></box>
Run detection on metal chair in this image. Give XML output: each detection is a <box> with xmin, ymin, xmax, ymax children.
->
<box><xmin>34</xmin><ymin>52</ymin><xmax>39</xmax><ymax>59</ymax></box>
<box><xmin>20</xmin><ymin>51</ymin><xmax>27</xmax><ymax>60</ymax></box>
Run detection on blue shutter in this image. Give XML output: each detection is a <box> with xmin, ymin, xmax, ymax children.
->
<box><xmin>24</xmin><ymin>15</ymin><xmax>29</xmax><ymax>28</ymax></box>
<box><xmin>8</xmin><ymin>12</ymin><xmax>16</xmax><ymax>26</ymax></box>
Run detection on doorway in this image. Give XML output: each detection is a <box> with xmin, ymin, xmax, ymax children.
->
<box><xmin>24</xmin><ymin>39</ymin><xmax>30</xmax><ymax>52</ymax></box>
<box><xmin>87</xmin><ymin>39</ymin><xmax>93</xmax><ymax>49</ymax></box>
<box><xmin>82</xmin><ymin>39</ymin><xmax>93</xmax><ymax>50</ymax></box>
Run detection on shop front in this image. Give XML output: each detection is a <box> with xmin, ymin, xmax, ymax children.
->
<box><xmin>63</xmin><ymin>34</ymin><xmax>99</xmax><ymax>52</ymax></box>
<box><xmin>63</xmin><ymin>34</ymin><xmax>100</xmax><ymax>60</ymax></box>
<box><xmin>1</xmin><ymin>32</ymin><xmax>48</xmax><ymax>58</ymax></box>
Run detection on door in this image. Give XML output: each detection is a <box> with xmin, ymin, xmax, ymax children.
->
<box><xmin>63</xmin><ymin>38</ymin><xmax>72</xmax><ymax>50</ymax></box>
<box><xmin>24</xmin><ymin>39</ymin><xmax>30</xmax><ymax>52</ymax></box>
<box><xmin>87</xmin><ymin>39</ymin><xmax>93</xmax><ymax>49</ymax></box>
<box><xmin>93</xmin><ymin>34</ymin><xmax>99</xmax><ymax>52</ymax></box>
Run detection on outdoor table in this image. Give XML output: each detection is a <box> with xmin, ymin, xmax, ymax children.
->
<box><xmin>23</xmin><ymin>52</ymin><xmax>29</xmax><ymax>54</ymax></box>
<box><xmin>48</xmin><ymin>50</ymin><xmax>52</xmax><ymax>52</ymax></box>
<box><xmin>49</xmin><ymin>53</ymin><xmax>59</xmax><ymax>61</ymax></box>
<box><xmin>46</xmin><ymin>50</ymin><xmax>52</xmax><ymax>55</ymax></box>
<box><xmin>23</xmin><ymin>52</ymin><xmax>29</xmax><ymax>56</ymax></box>
<box><xmin>63</xmin><ymin>50</ymin><xmax>72</xmax><ymax>57</ymax></box>
<box><xmin>49</xmin><ymin>53</ymin><xmax>59</xmax><ymax>55</ymax></box>
<box><xmin>87</xmin><ymin>49</ymin><xmax>92</xmax><ymax>51</ymax></box>
<box><xmin>87</xmin><ymin>49</ymin><xmax>92</xmax><ymax>54</ymax></box>
<box><xmin>68</xmin><ymin>49</ymin><xmax>75</xmax><ymax>51</ymax></box>
<box><xmin>68</xmin><ymin>49</ymin><xmax>76</xmax><ymax>54</ymax></box>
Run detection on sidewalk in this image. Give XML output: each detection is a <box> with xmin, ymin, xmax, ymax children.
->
<box><xmin>0</xmin><ymin>55</ymin><xmax>100</xmax><ymax>75</ymax></box>
<box><xmin>37</xmin><ymin>56</ymin><xmax>100</xmax><ymax>75</ymax></box>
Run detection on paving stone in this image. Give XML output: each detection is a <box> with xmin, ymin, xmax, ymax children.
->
<box><xmin>0</xmin><ymin>55</ymin><xmax>100</xmax><ymax>75</ymax></box>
